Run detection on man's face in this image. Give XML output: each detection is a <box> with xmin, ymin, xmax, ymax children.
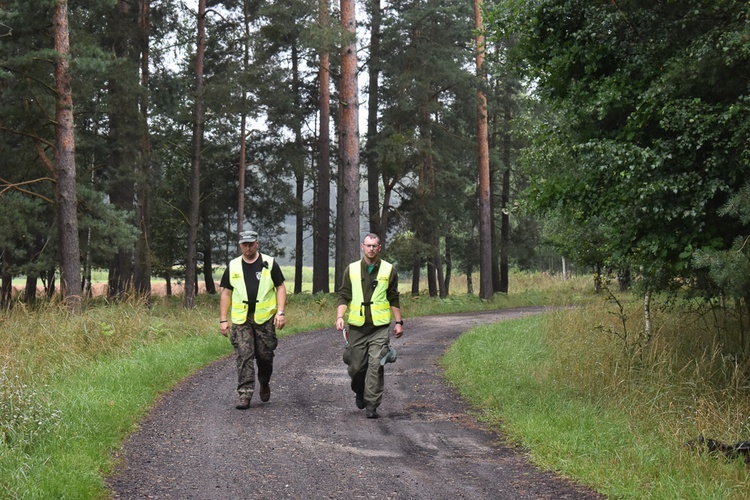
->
<box><xmin>361</xmin><ymin>237</ymin><xmax>381</xmax><ymax>261</ymax></box>
<box><xmin>240</xmin><ymin>241</ymin><xmax>258</xmax><ymax>258</ymax></box>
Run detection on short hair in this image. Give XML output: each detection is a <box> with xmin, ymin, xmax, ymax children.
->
<box><xmin>362</xmin><ymin>233</ymin><xmax>380</xmax><ymax>245</ymax></box>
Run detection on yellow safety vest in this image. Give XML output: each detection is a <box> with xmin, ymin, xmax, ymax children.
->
<box><xmin>348</xmin><ymin>260</ymin><xmax>392</xmax><ymax>327</ymax></box>
<box><xmin>228</xmin><ymin>254</ymin><xmax>277</xmax><ymax>324</ymax></box>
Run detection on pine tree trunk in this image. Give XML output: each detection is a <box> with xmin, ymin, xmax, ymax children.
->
<box><xmin>411</xmin><ymin>258</ymin><xmax>421</xmax><ymax>296</ymax></box>
<box><xmin>184</xmin><ymin>0</ymin><xmax>206</xmax><ymax>309</ymax></box>
<box><xmin>134</xmin><ymin>0</ymin><xmax>152</xmax><ymax>302</ymax></box>
<box><xmin>203</xmin><ymin>242</ymin><xmax>216</xmax><ymax>295</ymax></box>
<box><xmin>53</xmin><ymin>0</ymin><xmax>82</xmax><ymax>312</ymax></box>
<box><xmin>475</xmin><ymin>0</ymin><xmax>492</xmax><ymax>300</ymax></box>
<box><xmin>292</xmin><ymin>43</ymin><xmax>304</xmax><ymax>295</ymax></box>
<box><xmin>366</xmin><ymin>0</ymin><xmax>382</xmax><ymax>241</ymax></box>
<box><xmin>339</xmin><ymin>0</ymin><xmax>361</xmax><ymax>268</ymax></box>
<box><xmin>107</xmin><ymin>0</ymin><xmax>140</xmax><ymax>300</ymax></box>
<box><xmin>312</xmin><ymin>0</ymin><xmax>331</xmax><ymax>294</ymax></box>
<box><xmin>25</xmin><ymin>274</ymin><xmax>38</xmax><ymax>304</ymax></box>
<box><xmin>498</xmin><ymin>80</ymin><xmax>512</xmax><ymax>293</ymax></box>
<box><xmin>237</xmin><ymin>0</ymin><xmax>251</xmax><ymax>237</ymax></box>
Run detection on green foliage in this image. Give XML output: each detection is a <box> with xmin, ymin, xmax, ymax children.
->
<box><xmin>377</xmin><ymin>0</ymin><xmax>479</xmax><ymax>260</ymax></box>
<box><xmin>693</xmin><ymin>183</ymin><xmax>750</xmax><ymax>303</ymax></box>
<box><xmin>491</xmin><ymin>0</ymin><xmax>750</xmax><ymax>297</ymax></box>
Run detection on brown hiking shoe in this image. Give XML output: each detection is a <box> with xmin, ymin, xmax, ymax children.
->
<box><xmin>259</xmin><ymin>383</ymin><xmax>270</xmax><ymax>402</ymax></box>
<box><xmin>236</xmin><ymin>396</ymin><xmax>251</xmax><ymax>410</ymax></box>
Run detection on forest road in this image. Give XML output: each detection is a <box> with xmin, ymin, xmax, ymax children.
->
<box><xmin>107</xmin><ymin>307</ymin><xmax>602</xmax><ymax>499</ymax></box>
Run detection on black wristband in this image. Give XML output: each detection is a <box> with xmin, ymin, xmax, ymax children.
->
<box><xmin>220</xmin><ymin>320</ymin><xmax>228</xmax><ymax>324</ymax></box>
<box><xmin>395</xmin><ymin>320</ymin><xmax>404</xmax><ymax>326</ymax></box>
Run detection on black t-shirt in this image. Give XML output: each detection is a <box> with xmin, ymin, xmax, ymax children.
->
<box><xmin>220</xmin><ymin>254</ymin><xmax>285</xmax><ymax>316</ymax></box>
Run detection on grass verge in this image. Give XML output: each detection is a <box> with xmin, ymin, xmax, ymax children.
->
<box><xmin>0</xmin><ymin>272</ymin><xmax>592</xmax><ymax>498</ymax></box>
<box><xmin>441</xmin><ymin>311</ymin><xmax>750</xmax><ymax>499</ymax></box>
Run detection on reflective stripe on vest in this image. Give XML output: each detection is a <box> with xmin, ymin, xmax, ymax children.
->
<box><xmin>228</xmin><ymin>254</ymin><xmax>277</xmax><ymax>324</ymax></box>
<box><xmin>348</xmin><ymin>260</ymin><xmax>392</xmax><ymax>327</ymax></box>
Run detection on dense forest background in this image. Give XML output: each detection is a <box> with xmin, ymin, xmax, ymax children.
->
<box><xmin>1</xmin><ymin>1</ymin><xmax>749</xmax><ymax>320</ymax></box>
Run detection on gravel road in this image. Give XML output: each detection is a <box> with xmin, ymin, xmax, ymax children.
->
<box><xmin>107</xmin><ymin>307</ymin><xmax>602</xmax><ymax>499</ymax></box>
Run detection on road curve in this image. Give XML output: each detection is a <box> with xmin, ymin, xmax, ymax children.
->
<box><xmin>108</xmin><ymin>307</ymin><xmax>601</xmax><ymax>499</ymax></box>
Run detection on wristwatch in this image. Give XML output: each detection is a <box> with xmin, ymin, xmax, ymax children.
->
<box><xmin>395</xmin><ymin>320</ymin><xmax>404</xmax><ymax>326</ymax></box>
<box><xmin>276</xmin><ymin>311</ymin><xmax>285</xmax><ymax>316</ymax></box>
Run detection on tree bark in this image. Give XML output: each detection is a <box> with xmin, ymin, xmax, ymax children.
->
<box><xmin>313</xmin><ymin>0</ymin><xmax>331</xmax><ymax>294</ymax></box>
<box><xmin>474</xmin><ymin>0</ymin><xmax>492</xmax><ymax>300</ymax></box>
<box><xmin>134</xmin><ymin>0</ymin><xmax>152</xmax><ymax>302</ymax></box>
<box><xmin>292</xmin><ymin>42</ymin><xmax>304</xmax><ymax>295</ymax></box>
<box><xmin>366</xmin><ymin>0</ymin><xmax>382</xmax><ymax>241</ymax></box>
<box><xmin>237</xmin><ymin>0</ymin><xmax>251</xmax><ymax>238</ymax></box>
<box><xmin>184</xmin><ymin>0</ymin><xmax>206</xmax><ymax>309</ymax></box>
<box><xmin>499</xmin><ymin>82</ymin><xmax>512</xmax><ymax>293</ymax></box>
<box><xmin>107</xmin><ymin>0</ymin><xmax>139</xmax><ymax>300</ymax></box>
<box><xmin>202</xmin><ymin>240</ymin><xmax>216</xmax><ymax>295</ymax></box>
<box><xmin>338</xmin><ymin>0</ymin><xmax>361</xmax><ymax>268</ymax></box>
<box><xmin>53</xmin><ymin>0</ymin><xmax>82</xmax><ymax>312</ymax></box>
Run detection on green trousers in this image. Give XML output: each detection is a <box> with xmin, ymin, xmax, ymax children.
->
<box><xmin>346</xmin><ymin>325</ymin><xmax>390</xmax><ymax>409</ymax></box>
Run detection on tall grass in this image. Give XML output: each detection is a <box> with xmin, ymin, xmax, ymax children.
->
<box><xmin>0</xmin><ymin>270</ymin><xmax>592</xmax><ymax>497</ymax></box>
<box><xmin>442</xmin><ymin>294</ymin><xmax>750</xmax><ymax>498</ymax></box>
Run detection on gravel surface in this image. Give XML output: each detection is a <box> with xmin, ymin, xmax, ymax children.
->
<box><xmin>107</xmin><ymin>307</ymin><xmax>602</xmax><ymax>499</ymax></box>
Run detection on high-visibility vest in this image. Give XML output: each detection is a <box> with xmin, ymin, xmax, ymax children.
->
<box><xmin>228</xmin><ymin>254</ymin><xmax>277</xmax><ymax>324</ymax></box>
<box><xmin>348</xmin><ymin>260</ymin><xmax>392</xmax><ymax>326</ymax></box>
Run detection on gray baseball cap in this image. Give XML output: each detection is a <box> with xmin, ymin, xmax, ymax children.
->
<box><xmin>239</xmin><ymin>230</ymin><xmax>258</xmax><ymax>243</ymax></box>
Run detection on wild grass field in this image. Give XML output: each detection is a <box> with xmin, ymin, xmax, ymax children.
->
<box><xmin>2</xmin><ymin>269</ymin><xmax>749</xmax><ymax>498</ymax></box>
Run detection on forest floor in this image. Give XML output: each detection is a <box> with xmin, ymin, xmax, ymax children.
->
<box><xmin>107</xmin><ymin>308</ymin><xmax>602</xmax><ymax>499</ymax></box>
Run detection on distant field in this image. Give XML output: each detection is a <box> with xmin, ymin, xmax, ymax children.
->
<box><xmin>11</xmin><ymin>266</ymin><xmax>585</xmax><ymax>298</ymax></box>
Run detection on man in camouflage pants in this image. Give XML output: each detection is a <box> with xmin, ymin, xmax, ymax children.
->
<box><xmin>219</xmin><ymin>230</ymin><xmax>287</xmax><ymax>409</ymax></box>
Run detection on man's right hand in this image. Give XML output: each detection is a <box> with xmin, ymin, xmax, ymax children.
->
<box><xmin>335</xmin><ymin>317</ymin><xmax>345</xmax><ymax>331</ymax></box>
<box><xmin>220</xmin><ymin>321</ymin><xmax>230</xmax><ymax>337</ymax></box>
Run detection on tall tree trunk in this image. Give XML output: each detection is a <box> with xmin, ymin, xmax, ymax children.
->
<box><xmin>435</xmin><ymin>236</ymin><xmax>446</xmax><ymax>298</ymax></box>
<box><xmin>427</xmin><ymin>258</ymin><xmax>437</xmax><ymax>297</ymax></box>
<box><xmin>1</xmin><ymin>272</ymin><xmax>11</xmax><ymax>308</ymax></box>
<box><xmin>379</xmin><ymin>177</ymin><xmax>396</xmax><ymax>244</ymax></box>
<box><xmin>444</xmin><ymin>237</ymin><xmax>452</xmax><ymax>295</ymax></box>
<box><xmin>411</xmin><ymin>258</ymin><xmax>421</xmax><ymax>296</ymax></box>
<box><xmin>184</xmin><ymin>0</ymin><xmax>206</xmax><ymax>309</ymax></box>
<box><xmin>292</xmin><ymin>43</ymin><xmax>304</xmax><ymax>295</ymax></box>
<box><xmin>474</xmin><ymin>0</ymin><xmax>492</xmax><ymax>300</ymax></box>
<box><xmin>25</xmin><ymin>274</ymin><xmax>38</xmax><ymax>304</ymax></box>
<box><xmin>312</xmin><ymin>0</ymin><xmax>331</xmax><ymax>294</ymax></box>
<box><xmin>339</xmin><ymin>0</ymin><xmax>361</xmax><ymax>268</ymax></box>
<box><xmin>237</xmin><ymin>0</ymin><xmax>252</xmax><ymax>237</ymax></box>
<box><xmin>491</xmin><ymin>164</ymin><xmax>501</xmax><ymax>291</ymax></box>
<box><xmin>107</xmin><ymin>0</ymin><xmax>139</xmax><ymax>300</ymax></box>
<box><xmin>499</xmin><ymin>82</ymin><xmax>511</xmax><ymax>293</ymax></box>
<box><xmin>335</xmin><ymin>121</ymin><xmax>344</xmax><ymax>289</ymax></box>
<box><xmin>53</xmin><ymin>0</ymin><xmax>82</xmax><ymax>312</ymax></box>
<box><xmin>366</xmin><ymin>0</ymin><xmax>382</xmax><ymax>241</ymax></box>
<box><xmin>203</xmin><ymin>241</ymin><xmax>216</xmax><ymax>294</ymax></box>
<box><xmin>134</xmin><ymin>0</ymin><xmax>152</xmax><ymax>302</ymax></box>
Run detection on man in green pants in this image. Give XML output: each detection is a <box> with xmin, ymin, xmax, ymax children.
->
<box><xmin>335</xmin><ymin>233</ymin><xmax>404</xmax><ymax>419</ymax></box>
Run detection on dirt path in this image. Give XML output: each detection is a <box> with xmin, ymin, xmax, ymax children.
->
<box><xmin>107</xmin><ymin>307</ymin><xmax>601</xmax><ymax>499</ymax></box>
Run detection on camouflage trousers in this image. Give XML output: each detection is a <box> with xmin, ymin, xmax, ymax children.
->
<box><xmin>230</xmin><ymin>318</ymin><xmax>278</xmax><ymax>398</ymax></box>
<box><xmin>346</xmin><ymin>325</ymin><xmax>390</xmax><ymax>410</ymax></box>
